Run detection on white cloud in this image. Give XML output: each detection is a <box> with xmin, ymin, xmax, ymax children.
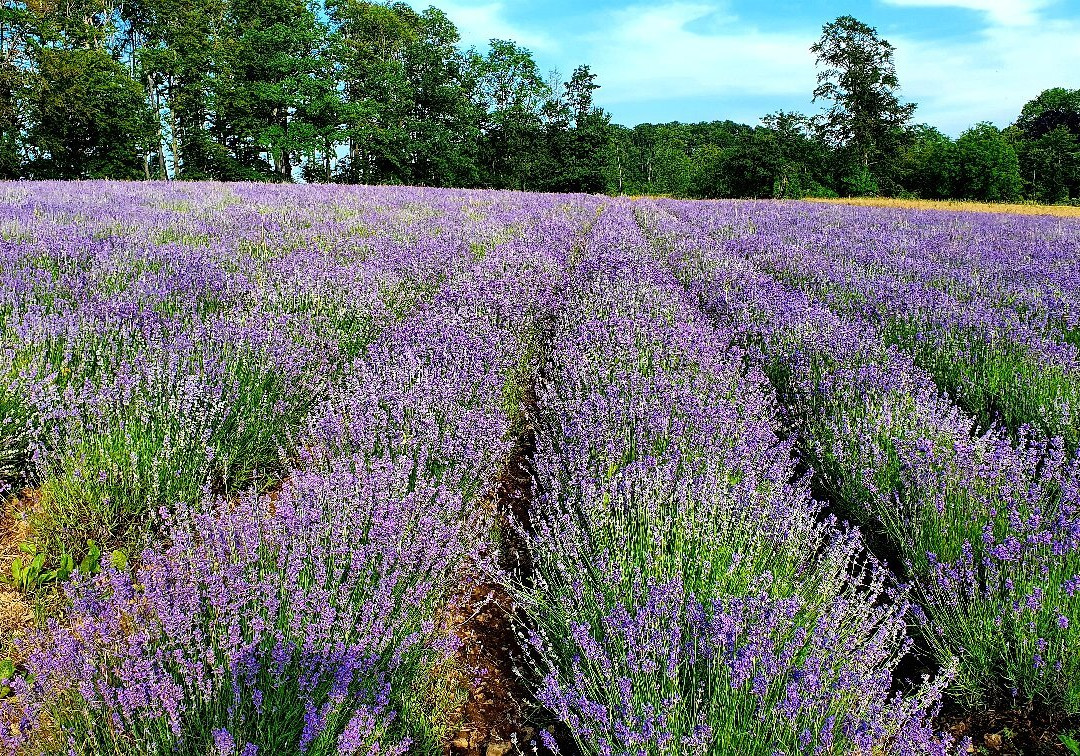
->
<box><xmin>880</xmin><ymin>0</ymin><xmax>1052</xmax><ymax>27</ymax></box>
<box><xmin>403</xmin><ymin>1</ymin><xmax>556</xmax><ymax>52</ymax></box>
<box><xmin>584</xmin><ymin>1</ymin><xmax>1079</xmax><ymax>134</ymax></box>
<box><xmin>584</xmin><ymin>3</ymin><xmax>817</xmax><ymax>106</ymax></box>
<box><xmin>893</xmin><ymin>17</ymin><xmax>1080</xmax><ymax>133</ymax></box>
<box><xmin>400</xmin><ymin>0</ymin><xmax>1077</xmax><ymax>134</ymax></box>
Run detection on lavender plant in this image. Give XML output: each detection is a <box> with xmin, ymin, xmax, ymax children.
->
<box><xmin>516</xmin><ymin>203</ymin><xmax>958</xmax><ymax>755</ymax></box>
<box><xmin>745</xmin><ymin>208</ymin><xmax>1080</xmax><ymax>450</ymax></box>
<box><xmin>0</xmin><ymin>181</ymin><xmax>1071</xmax><ymax>754</ymax></box>
<box><xmin>0</xmin><ymin>182</ymin><xmax>536</xmax><ymax>560</ymax></box>
<box><xmin>0</xmin><ymin>183</ymin><xmax>596</xmax><ymax>755</ymax></box>
<box><xmin>2</xmin><ymin>457</ymin><xmax>458</xmax><ymax>756</ymax></box>
<box><xmin>642</xmin><ymin>198</ymin><xmax>1080</xmax><ymax>713</ymax></box>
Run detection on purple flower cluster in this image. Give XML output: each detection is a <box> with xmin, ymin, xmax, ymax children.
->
<box><xmin>0</xmin><ymin>182</ymin><xmax>598</xmax><ymax>754</ymax></box>
<box><xmin>1</xmin><ymin>181</ymin><xmax>1069</xmax><ymax>753</ymax></box>
<box><xmin>737</xmin><ymin>202</ymin><xmax>1080</xmax><ymax>448</ymax></box>
<box><xmin>517</xmin><ymin>201</ymin><xmax>959</xmax><ymax>755</ymax></box>
<box><xmin>641</xmin><ymin>197</ymin><xmax>1080</xmax><ymax>712</ymax></box>
<box><xmin>0</xmin><ymin>181</ymin><xmax>521</xmax><ymax>552</ymax></box>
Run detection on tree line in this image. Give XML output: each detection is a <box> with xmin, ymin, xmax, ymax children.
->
<box><xmin>609</xmin><ymin>17</ymin><xmax>1080</xmax><ymax>204</ymax></box>
<box><xmin>0</xmin><ymin>3</ymin><xmax>1077</xmax><ymax>203</ymax></box>
<box><xmin>0</xmin><ymin>0</ymin><xmax>609</xmax><ymax>191</ymax></box>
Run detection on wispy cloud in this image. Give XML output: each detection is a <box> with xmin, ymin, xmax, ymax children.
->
<box><xmin>893</xmin><ymin>16</ymin><xmax>1080</xmax><ymax>132</ymax></box>
<box><xmin>400</xmin><ymin>0</ymin><xmax>1077</xmax><ymax>133</ymax></box>
<box><xmin>584</xmin><ymin>2</ymin><xmax>816</xmax><ymax>105</ymax></box>
<box><xmin>880</xmin><ymin>0</ymin><xmax>1052</xmax><ymax>27</ymax></box>
<box><xmin>589</xmin><ymin>0</ymin><xmax>1079</xmax><ymax>133</ymax></box>
<box><xmin>403</xmin><ymin>0</ymin><xmax>557</xmax><ymax>52</ymax></box>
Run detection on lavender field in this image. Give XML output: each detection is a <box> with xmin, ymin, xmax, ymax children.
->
<box><xmin>0</xmin><ymin>182</ymin><xmax>1078</xmax><ymax>756</ymax></box>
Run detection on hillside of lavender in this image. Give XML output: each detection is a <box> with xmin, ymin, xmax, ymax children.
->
<box><xmin>1</xmin><ymin>181</ymin><xmax>1078</xmax><ymax>755</ymax></box>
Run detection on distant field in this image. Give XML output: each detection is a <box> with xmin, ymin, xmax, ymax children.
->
<box><xmin>808</xmin><ymin>194</ymin><xmax>1080</xmax><ymax>217</ymax></box>
<box><xmin>1</xmin><ymin>182</ymin><xmax>1079</xmax><ymax>755</ymax></box>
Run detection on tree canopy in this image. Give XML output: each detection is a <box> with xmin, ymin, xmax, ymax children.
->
<box><xmin>0</xmin><ymin>4</ymin><xmax>1075</xmax><ymax>205</ymax></box>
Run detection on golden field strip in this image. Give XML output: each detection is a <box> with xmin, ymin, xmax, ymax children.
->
<box><xmin>807</xmin><ymin>196</ymin><xmax>1080</xmax><ymax>217</ymax></box>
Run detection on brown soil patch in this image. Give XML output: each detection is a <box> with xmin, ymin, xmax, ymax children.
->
<box><xmin>444</xmin><ymin>406</ymin><xmax>539</xmax><ymax>756</ymax></box>
<box><xmin>940</xmin><ymin>704</ymin><xmax>1080</xmax><ymax>755</ymax></box>
<box><xmin>1</xmin><ymin>490</ymin><xmax>36</xmax><ymax>661</ymax></box>
<box><xmin>444</xmin><ymin>578</ymin><xmax>534</xmax><ymax>756</ymax></box>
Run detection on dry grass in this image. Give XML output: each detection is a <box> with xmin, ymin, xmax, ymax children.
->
<box><xmin>1</xmin><ymin>493</ymin><xmax>39</xmax><ymax>662</ymax></box>
<box><xmin>805</xmin><ymin>196</ymin><xmax>1080</xmax><ymax>218</ymax></box>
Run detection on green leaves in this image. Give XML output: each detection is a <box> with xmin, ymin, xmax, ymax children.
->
<box><xmin>4</xmin><ymin>542</ymin><xmax>71</xmax><ymax>591</ymax></box>
<box><xmin>2</xmin><ymin>539</ymin><xmax>125</xmax><ymax>592</ymax></box>
<box><xmin>811</xmin><ymin>15</ymin><xmax>916</xmax><ymax>193</ymax></box>
<box><xmin>26</xmin><ymin>48</ymin><xmax>157</xmax><ymax>180</ymax></box>
<box><xmin>0</xmin><ymin>658</ymin><xmax>14</xmax><ymax>698</ymax></box>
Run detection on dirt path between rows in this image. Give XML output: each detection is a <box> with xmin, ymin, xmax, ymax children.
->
<box><xmin>444</xmin><ymin>388</ymin><xmax>543</xmax><ymax>756</ymax></box>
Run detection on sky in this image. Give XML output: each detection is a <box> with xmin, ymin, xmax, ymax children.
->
<box><xmin>402</xmin><ymin>0</ymin><xmax>1080</xmax><ymax>136</ymax></box>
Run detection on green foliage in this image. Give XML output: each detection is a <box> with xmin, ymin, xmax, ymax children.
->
<box><xmin>544</xmin><ymin>65</ymin><xmax>610</xmax><ymax>193</ymax></box>
<box><xmin>474</xmin><ymin>38</ymin><xmax>550</xmax><ymax>191</ymax></box>
<box><xmin>0</xmin><ymin>59</ymin><xmax>27</xmax><ymax>179</ymax></box>
<box><xmin>0</xmin><ymin>377</ymin><xmax>35</xmax><ymax>492</ymax></box>
<box><xmin>811</xmin><ymin>15</ymin><xmax>916</xmax><ymax>194</ymax></box>
<box><xmin>900</xmin><ymin>124</ymin><xmax>957</xmax><ymax>199</ymax></box>
<box><xmin>0</xmin><ymin>0</ymin><xmax>1076</xmax><ymax>203</ymax></box>
<box><xmin>955</xmin><ymin>122</ymin><xmax>1023</xmax><ymax>201</ymax></box>
<box><xmin>1</xmin><ymin>539</ymin><xmax>121</xmax><ymax>592</ymax></box>
<box><xmin>0</xmin><ymin>658</ymin><xmax>14</xmax><ymax>699</ymax></box>
<box><xmin>1017</xmin><ymin>87</ymin><xmax>1080</xmax><ymax>139</ymax></box>
<box><xmin>840</xmin><ymin>162</ymin><xmax>880</xmax><ymax>197</ymax></box>
<box><xmin>26</xmin><ymin>48</ymin><xmax>157</xmax><ymax>179</ymax></box>
<box><xmin>1015</xmin><ymin>88</ymin><xmax>1080</xmax><ymax>203</ymax></box>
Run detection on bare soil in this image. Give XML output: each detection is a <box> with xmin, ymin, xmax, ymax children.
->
<box><xmin>0</xmin><ymin>491</ymin><xmax>35</xmax><ymax>662</ymax></box>
<box><xmin>940</xmin><ymin>703</ymin><xmax>1080</xmax><ymax>755</ymax></box>
<box><xmin>444</xmin><ymin>394</ymin><xmax>541</xmax><ymax>756</ymax></box>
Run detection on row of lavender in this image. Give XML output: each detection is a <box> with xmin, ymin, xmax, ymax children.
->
<box><xmin>0</xmin><ymin>181</ymin><xmax>537</xmax><ymax>558</ymax></box>
<box><xmin>0</xmin><ymin>183</ymin><xmax>590</xmax><ymax>753</ymax></box>
<box><xmin>1</xmin><ymin>181</ymin><xmax>1075</xmax><ymax>754</ymax></box>
<box><xmin>511</xmin><ymin>203</ymin><xmax>958</xmax><ymax>754</ymax></box>
<box><xmin>637</xmin><ymin>198</ymin><xmax>1080</xmax><ymax>716</ymax></box>
<box><xmin>745</xmin><ymin>203</ymin><xmax>1080</xmax><ymax>449</ymax></box>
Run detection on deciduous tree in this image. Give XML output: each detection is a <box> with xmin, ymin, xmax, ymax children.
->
<box><xmin>811</xmin><ymin>15</ymin><xmax>916</xmax><ymax>194</ymax></box>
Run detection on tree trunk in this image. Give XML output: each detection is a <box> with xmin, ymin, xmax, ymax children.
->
<box><xmin>280</xmin><ymin>110</ymin><xmax>291</xmax><ymax>181</ymax></box>
<box><xmin>168</xmin><ymin>92</ymin><xmax>181</xmax><ymax>178</ymax></box>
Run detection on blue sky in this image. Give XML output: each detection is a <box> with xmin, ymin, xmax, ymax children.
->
<box><xmin>403</xmin><ymin>0</ymin><xmax>1080</xmax><ymax>135</ymax></box>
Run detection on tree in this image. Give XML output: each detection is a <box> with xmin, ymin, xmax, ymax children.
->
<box><xmin>474</xmin><ymin>39</ymin><xmax>549</xmax><ymax>190</ymax></box>
<box><xmin>131</xmin><ymin>0</ymin><xmax>230</xmax><ymax>179</ymax></box>
<box><xmin>329</xmin><ymin>0</ymin><xmax>418</xmax><ymax>184</ymax></box>
<box><xmin>0</xmin><ymin>0</ymin><xmax>35</xmax><ymax>177</ymax></box>
<box><xmin>649</xmin><ymin>127</ymin><xmax>692</xmax><ymax>196</ymax></box>
<box><xmin>811</xmin><ymin>15</ymin><xmax>916</xmax><ymax>194</ymax></box>
<box><xmin>403</xmin><ymin>7</ymin><xmax>481</xmax><ymax>187</ymax></box>
<box><xmin>478</xmin><ymin>39</ymin><xmax>551</xmax><ymax>190</ymax></box>
<box><xmin>760</xmin><ymin>111</ymin><xmax>831</xmax><ymax>197</ymax></box>
<box><xmin>954</xmin><ymin>122</ymin><xmax>1022</xmax><ymax>201</ymax></box>
<box><xmin>1018</xmin><ymin>127</ymin><xmax>1080</xmax><ymax>203</ymax></box>
<box><xmin>1015</xmin><ymin>88</ymin><xmax>1080</xmax><ymax>202</ymax></box>
<box><xmin>558</xmin><ymin>65</ymin><xmax>610</xmax><ymax>193</ymax></box>
<box><xmin>1017</xmin><ymin>88</ymin><xmax>1080</xmax><ymax>139</ymax></box>
<box><xmin>215</xmin><ymin>0</ymin><xmax>327</xmax><ymax>181</ymax></box>
<box><xmin>898</xmin><ymin>124</ymin><xmax>956</xmax><ymax>199</ymax></box>
<box><xmin>0</xmin><ymin>60</ymin><xmax>23</xmax><ymax>178</ymax></box>
<box><xmin>26</xmin><ymin>48</ymin><xmax>156</xmax><ymax>179</ymax></box>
